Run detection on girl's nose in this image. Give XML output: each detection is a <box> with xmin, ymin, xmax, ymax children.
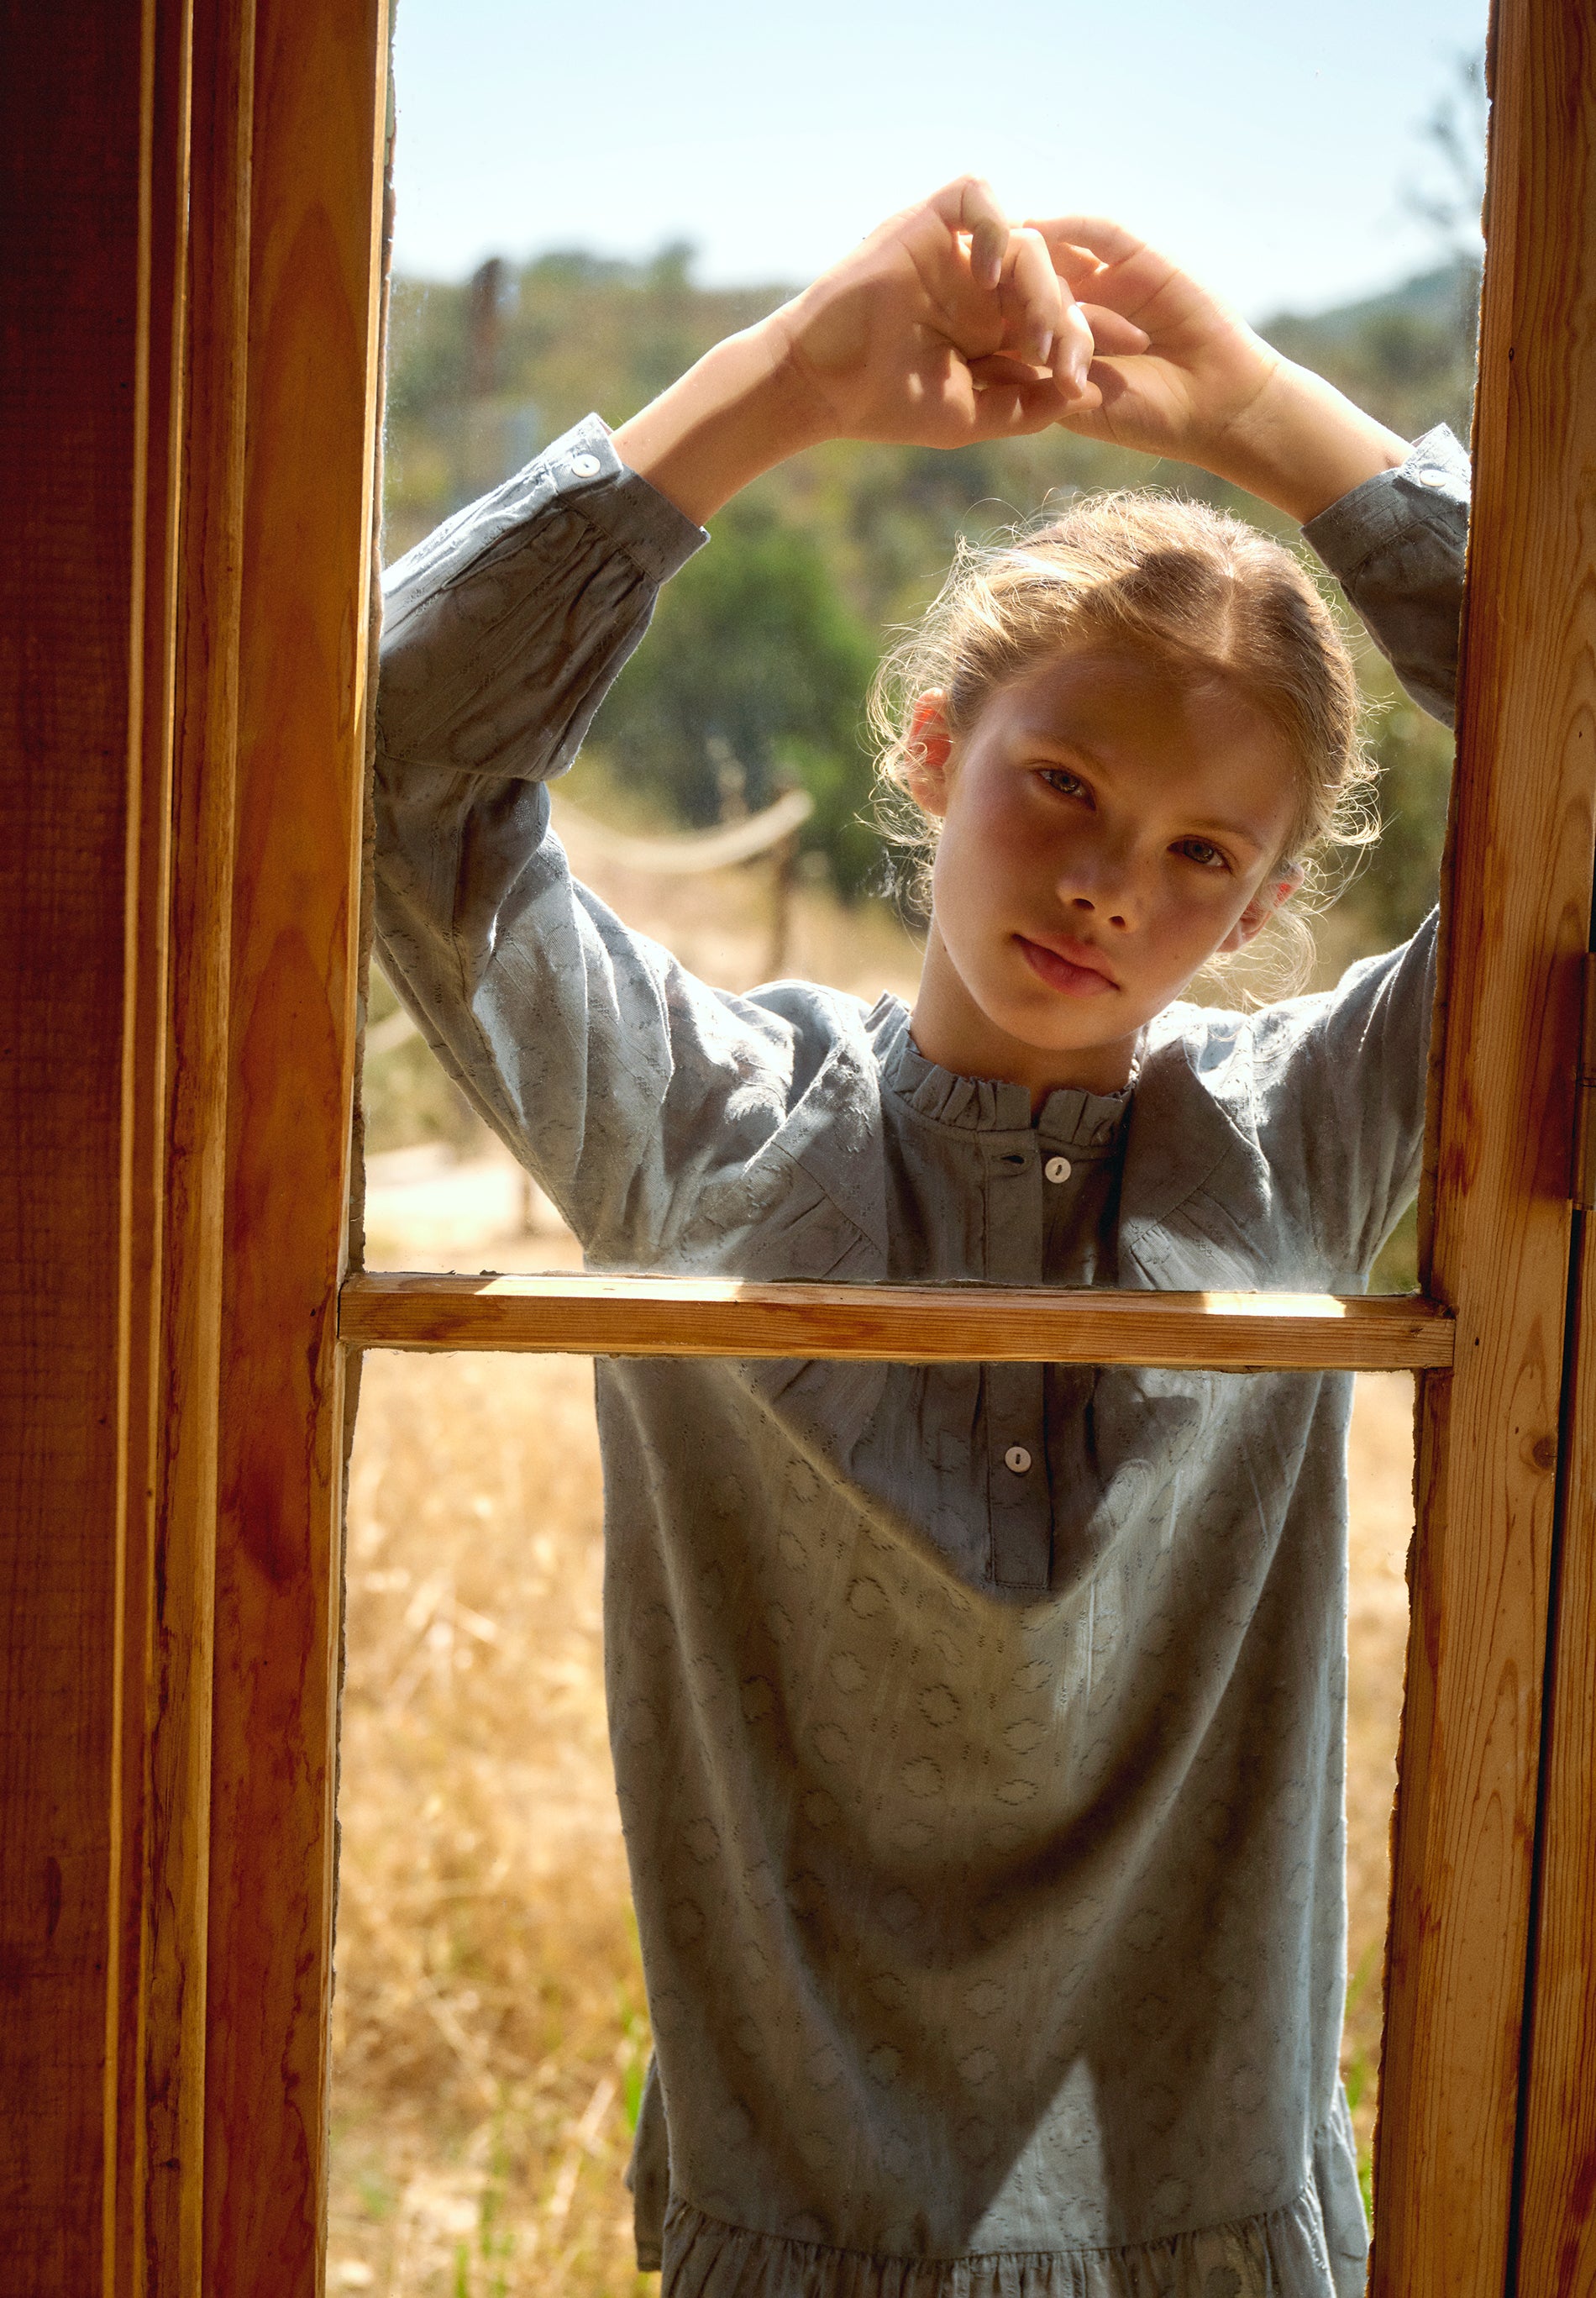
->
<box><xmin>1055</xmin><ymin>848</ymin><xmax>1136</xmax><ymax>930</ymax></box>
<box><xmin>1067</xmin><ymin>889</ymin><xmax>1127</xmax><ymax>926</ymax></box>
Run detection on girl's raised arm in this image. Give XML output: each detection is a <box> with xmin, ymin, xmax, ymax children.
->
<box><xmin>376</xmin><ymin>185</ymin><xmax>1152</xmax><ymax>1263</ymax></box>
<box><xmin>612</xmin><ymin>179</ymin><xmax>1148</xmax><ymax>524</ymax></box>
<box><xmin>1025</xmin><ymin>215</ymin><xmax>1410</xmax><ymax>523</ymax></box>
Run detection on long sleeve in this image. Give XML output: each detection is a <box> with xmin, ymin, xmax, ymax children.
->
<box><xmin>1301</xmin><ymin>422</ymin><xmax>1469</xmax><ymax>728</ymax></box>
<box><xmin>373</xmin><ymin>417</ymin><xmax>859</xmax><ymax>1267</ymax></box>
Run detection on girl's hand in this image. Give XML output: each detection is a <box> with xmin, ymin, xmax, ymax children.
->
<box><xmin>1026</xmin><ymin>216</ymin><xmax>1406</xmax><ymax>522</ymax></box>
<box><xmin>763</xmin><ymin>179</ymin><xmax>1147</xmax><ymax>450</ymax></box>
<box><xmin>615</xmin><ymin>181</ymin><xmax>1150</xmax><ymax>525</ymax></box>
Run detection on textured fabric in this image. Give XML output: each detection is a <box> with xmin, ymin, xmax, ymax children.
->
<box><xmin>664</xmin><ymin>2091</ymin><xmax>1362</xmax><ymax>2293</ymax></box>
<box><xmin>1299</xmin><ymin>423</ymin><xmax>1468</xmax><ymax>728</ymax></box>
<box><xmin>373</xmin><ymin>415</ymin><xmax>1469</xmax><ymax>2297</ymax></box>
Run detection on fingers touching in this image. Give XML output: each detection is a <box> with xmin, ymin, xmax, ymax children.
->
<box><xmin>963</xmin><ymin>357</ymin><xmax>1103</xmax><ymax>438</ymax></box>
<box><xmin>920</xmin><ymin>180</ymin><xmax>1162</xmax><ymax>428</ymax></box>
<box><xmin>1026</xmin><ymin>213</ymin><xmax>1227</xmax><ymax>345</ymax></box>
<box><xmin>919</xmin><ymin>181</ymin><xmax>1099</xmax><ymax>400</ymax></box>
<box><xmin>1078</xmin><ymin>304</ymin><xmax>1152</xmax><ymax>357</ymax></box>
<box><xmin>1002</xmin><ymin>227</ymin><xmax>1064</xmax><ymax>369</ymax></box>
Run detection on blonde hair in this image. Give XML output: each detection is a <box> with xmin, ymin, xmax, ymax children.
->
<box><xmin>869</xmin><ymin>490</ymin><xmax>1378</xmax><ymax>990</ymax></box>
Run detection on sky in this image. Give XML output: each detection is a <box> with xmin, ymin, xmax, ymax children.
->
<box><xmin>390</xmin><ymin>0</ymin><xmax>1488</xmax><ymax>323</ymax></box>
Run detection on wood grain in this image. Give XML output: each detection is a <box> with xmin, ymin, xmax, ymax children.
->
<box><xmin>115</xmin><ymin>0</ymin><xmax>192</xmax><ymax>2288</ymax></box>
<box><xmin>1372</xmin><ymin>3</ymin><xmax>1596</xmax><ymax>2290</ymax></box>
<box><xmin>339</xmin><ymin>1272</ymin><xmax>1457</xmax><ymax>1370</ymax></box>
<box><xmin>201</xmin><ymin>4</ymin><xmax>388</xmax><ymax>2292</ymax></box>
<box><xmin>1517</xmin><ymin>1218</ymin><xmax>1596</xmax><ymax>2295</ymax></box>
<box><xmin>136</xmin><ymin>5</ymin><xmax>256</xmax><ymax>2293</ymax></box>
<box><xmin>0</xmin><ymin>4</ymin><xmax>173</xmax><ymax>2289</ymax></box>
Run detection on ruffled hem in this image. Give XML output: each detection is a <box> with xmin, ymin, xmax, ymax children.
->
<box><xmin>660</xmin><ymin>2175</ymin><xmax>1357</xmax><ymax>2298</ymax></box>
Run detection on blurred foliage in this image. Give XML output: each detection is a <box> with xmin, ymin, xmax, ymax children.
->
<box><xmin>1264</xmin><ymin>260</ymin><xmax>1479</xmax><ymax>452</ymax></box>
<box><xmin>383</xmin><ymin>231</ymin><xmax>1475</xmax><ymax>944</ymax></box>
<box><xmin>383</xmin><ymin>246</ymin><xmax>785</xmax><ymax>559</ymax></box>
<box><xmin>587</xmin><ymin>501</ymin><xmax>885</xmax><ymax>891</ymax></box>
<box><xmin>1340</xmin><ymin>653</ymin><xmax>1456</xmax><ymax>949</ymax></box>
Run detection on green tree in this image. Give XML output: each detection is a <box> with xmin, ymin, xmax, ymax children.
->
<box><xmin>588</xmin><ymin>502</ymin><xmax>883</xmax><ymax>893</ymax></box>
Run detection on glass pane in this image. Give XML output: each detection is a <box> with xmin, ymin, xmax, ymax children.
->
<box><xmin>330</xmin><ymin>1339</ymin><xmax>1417</xmax><ymax>2286</ymax></box>
<box><xmin>340</xmin><ymin>5</ymin><xmax>1478</xmax><ymax>2288</ymax></box>
<box><xmin>332</xmin><ymin>1347</ymin><xmax>635</xmax><ymax>2292</ymax></box>
<box><xmin>365</xmin><ymin>20</ymin><xmax>1480</xmax><ymax>1294</ymax></box>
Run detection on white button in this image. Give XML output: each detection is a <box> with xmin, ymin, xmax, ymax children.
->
<box><xmin>570</xmin><ymin>453</ymin><xmax>601</xmax><ymax>477</ymax></box>
<box><xmin>1044</xmin><ymin>1155</ymin><xmax>1073</xmax><ymax>1183</ymax></box>
<box><xmin>1416</xmin><ymin>466</ymin><xmax>1447</xmax><ymax>488</ymax></box>
<box><xmin>1004</xmin><ymin>1445</ymin><xmax>1032</xmax><ymax>1475</ymax></box>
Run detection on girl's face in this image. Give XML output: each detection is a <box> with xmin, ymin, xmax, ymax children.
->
<box><xmin>908</xmin><ymin>642</ymin><xmax>1305</xmax><ymax>1103</ymax></box>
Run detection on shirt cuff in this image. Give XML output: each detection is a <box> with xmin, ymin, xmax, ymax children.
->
<box><xmin>381</xmin><ymin>411</ymin><xmax>707</xmax><ymax>610</ymax></box>
<box><xmin>558</xmin><ymin>413</ymin><xmax>710</xmax><ymax>586</ymax></box>
<box><xmin>1301</xmin><ymin>424</ymin><xmax>1469</xmax><ymax>586</ymax></box>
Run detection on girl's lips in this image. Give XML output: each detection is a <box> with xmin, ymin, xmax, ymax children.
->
<box><xmin>1016</xmin><ymin>934</ymin><xmax>1119</xmax><ymax>997</ymax></box>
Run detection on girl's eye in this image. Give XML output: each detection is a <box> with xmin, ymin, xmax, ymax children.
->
<box><xmin>1038</xmin><ymin>766</ymin><xmax>1088</xmax><ymax>799</ymax></box>
<box><xmin>1175</xmin><ymin>838</ymin><xmax>1230</xmax><ymax>871</ymax></box>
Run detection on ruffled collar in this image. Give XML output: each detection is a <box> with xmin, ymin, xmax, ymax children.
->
<box><xmin>865</xmin><ymin>995</ymin><xmax>1131</xmax><ymax>1153</ymax></box>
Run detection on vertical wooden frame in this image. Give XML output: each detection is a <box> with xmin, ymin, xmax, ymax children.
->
<box><xmin>2</xmin><ymin>1</ymin><xmax>386</xmax><ymax>2289</ymax></box>
<box><xmin>1372</xmin><ymin>2</ymin><xmax>1596</xmax><ymax>2291</ymax></box>
<box><xmin>0</xmin><ymin>1</ymin><xmax>187</xmax><ymax>2285</ymax></box>
<box><xmin>137</xmin><ymin>1</ymin><xmax>258</xmax><ymax>2290</ymax></box>
<box><xmin>1518</xmin><ymin>1232</ymin><xmax>1596</xmax><ymax>2293</ymax></box>
<box><xmin>1503</xmin><ymin>10</ymin><xmax>1596</xmax><ymax>2286</ymax></box>
<box><xmin>116</xmin><ymin>0</ymin><xmax>194</xmax><ymax>2283</ymax></box>
<box><xmin>201</xmin><ymin>0</ymin><xmax>389</xmax><ymax>2288</ymax></box>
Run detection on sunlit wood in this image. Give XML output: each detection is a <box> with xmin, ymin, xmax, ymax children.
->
<box><xmin>133</xmin><ymin>7</ymin><xmax>258</xmax><ymax>2292</ymax></box>
<box><xmin>1372</xmin><ymin>3</ymin><xmax>1596</xmax><ymax>2291</ymax></box>
<box><xmin>1517</xmin><ymin>1239</ymin><xmax>1596</xmax><ymax>2280</ymax></box>
<box><xmin>201</xmin><ymin>3</ymin><xmax>390</xmax><ymax>2291</ymax></box>
<box><xmin>340</xmin><ymin>1272</ymin><xmax>1456</xmax><ymax>1370</ymax></box>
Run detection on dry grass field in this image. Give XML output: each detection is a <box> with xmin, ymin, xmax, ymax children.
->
<box><xmin>329</xmin><ymin>1315</ymin><xmax>644</xmax><ymax>2298</ymax></box>
<box><xmin>329</xmin><ymin>827</ymin><xmax>1415</xmax><ymax>2293</ymax></box>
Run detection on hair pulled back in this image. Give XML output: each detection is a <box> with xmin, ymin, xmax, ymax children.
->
<box><xmin>869</xmin><ymin>490</ymin><xmax>1377</xmax><ymax>986</ymax></box>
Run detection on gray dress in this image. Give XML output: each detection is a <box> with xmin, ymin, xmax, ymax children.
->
<box><xmin>373</xmin><ymin>418</ymin><xmax>1469</xmax><ymax>2297</ymax></box>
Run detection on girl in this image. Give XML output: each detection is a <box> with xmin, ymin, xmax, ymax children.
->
<box><xmin>374</xmin><ymin>183</ymin><xmax>1467</xmax><ymax>2297</ymax></box>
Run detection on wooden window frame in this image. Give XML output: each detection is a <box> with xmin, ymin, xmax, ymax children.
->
<box><xmin>339</xmin><ymin>1274</ymin><xmax>1457</xmax><ymax>1369</ymax></box>
<box><xmin>4</xmin><ymin>0</ymin><xmax>1595</xmax><ymax>2291</ymax></box>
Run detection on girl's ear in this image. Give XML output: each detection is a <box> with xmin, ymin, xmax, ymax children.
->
<box><xmin>1219</xmin><ymin>860</ymin><xmax>1305</xmax><ymax>953</ymax></box>
<box><xmin>905</xmin><ymin>690</ymin><xmax>954</xmax><ymax>816</ymax></box>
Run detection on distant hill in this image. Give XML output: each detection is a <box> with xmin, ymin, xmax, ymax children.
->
<box><xmin>1262</xmin><ymin>257</ymin><xmax>1479</xmax><ymax>444</ymax></box>
<box><xmin>1265</xmin><ymin>257</ymin><xmax>1479</xmax><ymax>346</ymax></box>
